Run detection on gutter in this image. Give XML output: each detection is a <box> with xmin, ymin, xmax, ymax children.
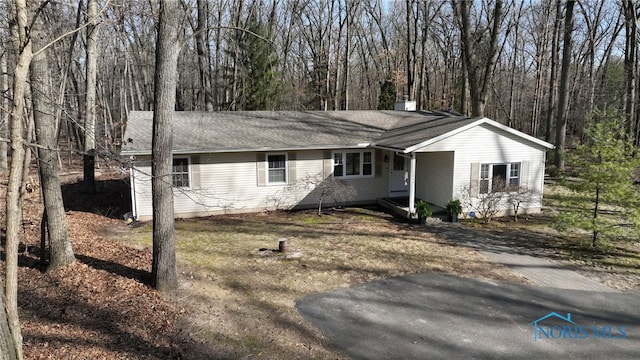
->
<box><xmin>120</xmin><ymin>144</ymin><xmax>379</xmax><ymax>156</ymax></box>
<box><xmin>369</xmin><ymin>144</ymin><xmax>409</xmax><ymax>153</ymax></box>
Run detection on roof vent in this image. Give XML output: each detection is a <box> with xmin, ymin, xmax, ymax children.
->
<box><xmin>394</xmin><ymin>95</ymin><xmax>416</xmax><ymax>111</ymax></box>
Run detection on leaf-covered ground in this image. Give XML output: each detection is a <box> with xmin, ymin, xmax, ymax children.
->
<box><xmin>0</xmin><ymin>172</ymin><xmax>195</xmax><ymax>359</ymax></box>
<box><xmin>19</xmin><ymin>212</ymin><xmax>185</xmax><ymax>359</ymax></box>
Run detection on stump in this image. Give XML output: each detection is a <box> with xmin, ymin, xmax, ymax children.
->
<box><xmin>278</xmin><ymin>238</ymin><xmax>288</xmax><ymax>253</ymax></box>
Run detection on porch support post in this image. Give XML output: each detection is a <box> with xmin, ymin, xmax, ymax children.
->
<box><xmin>408</xmin><ymin>152</ymin><xmax>416</xmax><ymax>217</ymax></box>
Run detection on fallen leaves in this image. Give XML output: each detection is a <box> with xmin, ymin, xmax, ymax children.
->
<box><xmin>0</xmin><ymin>172</ymin><xmax>190</xmax><ymax>359</ymax></box>
<box><xmin>17</xmin><ymin>212</ymin><xmax>187</xmax><ymax>359</ymax></box>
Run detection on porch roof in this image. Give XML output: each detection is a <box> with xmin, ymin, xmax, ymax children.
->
<box><xmin>372</xmin><ymin>115</ymin><xmax>476</xmax><ymax>151</ymax></box>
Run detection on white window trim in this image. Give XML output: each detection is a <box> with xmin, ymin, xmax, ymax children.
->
<box><xmin>332</xmin><ymin>150</ymin><xmax>375</xmax><ymax>179</ymax></box>
<box><xmin>479</xmin><ymin>162</ymin><xmax>521</xmax><ymax>193</ymax></box>
<box><xmin>172</xmin><ymin>156</ymin><xmax>191</xmax><ymax>189</ymax></box>
<box><xmin>266</xmin><ymin>153</ymin><xmax>288</xmax><ymax>185</ymax></box>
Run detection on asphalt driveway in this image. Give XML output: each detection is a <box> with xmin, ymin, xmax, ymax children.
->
<box><xmin>296</xmin><ymin>273</ymin><xmax>639</xmax><ymax>359</ymax></box>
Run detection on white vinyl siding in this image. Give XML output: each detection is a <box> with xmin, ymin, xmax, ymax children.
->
<box><xmin>128</xmin><ymin>122</ymin><xmax>548</xmax><ymax>219</ymax></box>
<box><xmin>413</xmin><ymin>123</ymin><xmax>546</xmax><ymax>213</ymax></box>
<box><xmin>130</xmin><ymin>150</ymin><xmax>389</xmax><ymax>220</ymax></box>
<box><xmin>415</xmin><ymin>152</ymin><xmax>454</xmax><ymax>207</ymax></box>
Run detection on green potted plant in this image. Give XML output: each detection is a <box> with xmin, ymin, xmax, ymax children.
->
<box><xmin>445</xmin><ymin>199</ymin><xmax>462</xmax><ymax>222</ymax></box>
<box><xmin>415</xmin><ymin>200</ymin><xmax>432</xmax><ymax>225</ymax></box>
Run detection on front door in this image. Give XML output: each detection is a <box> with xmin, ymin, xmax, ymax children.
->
<box><xmin>390</xmin><ymin>153</ymin><xmax>409</xmax><ymax>194</ymax></box>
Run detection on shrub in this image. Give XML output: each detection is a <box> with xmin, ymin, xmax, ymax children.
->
<box><xmin>415</xmin><ymin>200</ymin><xmax>432</xmax><ymax>219</ymax></box>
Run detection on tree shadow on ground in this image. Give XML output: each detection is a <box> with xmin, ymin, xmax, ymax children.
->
<box><xmin>75</xmin><ymin>254</ymin><xmax>151</xmax><ymax>285</ymax></box>
<box><xmin>19</xmin><ymin>274</ymin><xmax>213</xmax><ymax>359</ymax></box>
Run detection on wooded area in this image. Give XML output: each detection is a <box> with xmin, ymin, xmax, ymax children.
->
<box><xmin>1</xmin><ymin>0</ymin><xmax>640</xmax><ymax>358</ymax></box>
<box><xmin>2</xmin><ymin>1</ymin><xmax>639</xmax><ymax>168</ymax></box>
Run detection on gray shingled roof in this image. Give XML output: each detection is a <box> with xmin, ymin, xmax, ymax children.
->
<box><xmin>375</xmin><ymin>114</ymin><xmax>477</xmax><ymax>150</ymax></box>
<box><xmin>120</xmin><ymin>110</ymin><xmax>541</xmax><ymax>155</ymax></box>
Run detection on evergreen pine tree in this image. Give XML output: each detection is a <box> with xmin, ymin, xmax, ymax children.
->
<box><xmin>555</xmin><ymin>109</ymin><xmax>640</xmax><ymax>248</ymax></box>
<box><xmin>378</xmin><ymin>80</ymin><xmax>396</xmax><ymax>110</ymax></box>
<box><xmin>238</xmin><ymin>14</ymin><xmax>280</xmax><ymax>110</ymax></box>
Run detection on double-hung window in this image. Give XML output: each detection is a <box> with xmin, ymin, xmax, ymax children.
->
<box><xmin>480</xmin><ymin>164</ymin><xmax>490</xmax><ymax>194</ymax></box>
<box><xmin>172</xmin><ymin>157</ymin><xmax>190</xmax><ymax>188</ymax></box>
<box><xmin>479</xmin><ymin>162</ymin><xmax>520</xmax><ymax>194</ymax></box>
<box><xmin>333</xmin><ymin>150</ymin><xmax>374</xmax><ymax>178</ymax></box>
<box><xmin>267</xmin><ymin>153</ymin><xmax>287</xmax><ymax>184</ymax></box>
<box><xmin>509</xmin><ymin>163</ymin><xmax>520</xmax><ymax>188</ymax></box>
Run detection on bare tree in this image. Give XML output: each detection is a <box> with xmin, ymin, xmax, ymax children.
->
<box><xmin>84</xmin><ymin>0</ymin><xmax>98</xmax><ymax>193</ymax></box>
<box><xmin>0</xmin><ymin>290</ymin><xmax>18</xmax><ymax>359</ymax></box>
<box><xmin>195</xmin><ymin>0</ymin><xmax>214</xmax><ymax>111</ymax></box>
<box><xmin>152</xmin><ymin>0</ymin><xmax>185</xmax><ymax>292</ymax></box>
<box><xmin>5</xmin><ymin>0</ymin><xmax>32</xmax><ymax>356</ymax></box>
<box><xmin>527</xmin><ymin>1</ymin><xmax>552</xmax><ymax>137</ymax></box>
<box><xmin>405</xmin><ymin>0</ymin><xmax>416</xmax><ymax>101</ymax></box>
<box><xmin>0</xmin><ymin>51</ymin><xmax>7</xmax><ymax>174</ymax></box>
<box><xmin>459</xmin><ymin>177</ymin><xmax>508</xmax><ymax>224</ymax></box>
<box><xmin>30</xmin><ymin>26</ymin><xmax>75</xmax><ymax>271</ymax></box>
<box><xmin>554</xmin><ymin>0</ymin><xmax>575</xmax><ymax>171</ymax></box>
<box><xmin>299</xmin><ymin>174</ymin><xmax>357</xmax><ymax>215</ymax></box>
<box><xmin>507</xmin><ymin>187</ymin><xmax>539</xmax><ymax>222</ymax></box>
<box><xmin>545</xmin><ymin>0</ymin><xmax>562</xmax><ymax>143</ymax></box>
<box><xmin>623</xmin><ymin>0</ymin><xmax>637</xmax><ymax>143</ymax></box>
<box><xmin>454</xmin><ymin>0</ymin><xmax>505</xmax><ymax>117</ymax></box>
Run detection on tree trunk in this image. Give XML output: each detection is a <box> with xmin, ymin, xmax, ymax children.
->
<box><xmin>55</xmin><ymin>0</ymin><xmax>83</xmax><ymax>161</ymax></box>
<box><xmin>84</xmin><ymin>0</ymin><xmax>98</xmax><ymax>194</ymax></box>
<box><xmin>554</xmin><ymin>0</ymin><xmax>575</xmax><ymax>171</ymax></box>
<box><xmin>545</xmin><ymin>0</ymin><xmax>562</xmax><ymax>143</ymax></box>
<box><xmin>0</xmin><ymin>293</ymin><xmax>18</xmax><ymax>360</ymax></box>
<box><xmin>531</xmin><ymin>1</ymin><xmax>550</xmax><ymax>138</ymax></box>
<box><xmin>0</xmin><ymin>52</ymin><xmax>8</xmax><ymax>174</ymax></box>
<box><xmin>456</xmin><ymin>0</ymin><xmax>503</xmax><ymax>117</ymax></box>
<box><xmin>460</xmin><ymin>50</ymin><xmax>469</xmax><ymax>116</ymax></box>
<box><xmin>196</xmin><ymin>0</ymin><xmax>214</xmax><ymax>111</ymax></box>
<box><xmin>405</xmin><ymin>0</ymin><xmax>413</xmax><ymax>100</ymax></box>
<box><xmin>623</xmin><ymin>0</ymin><xmax>637</xmax><ymax>142</ymax></box>
<box><xmin>152</xmin><ymin>0</ymin><xmax>183</xmax><ymax>292</ymax></box>
<box><xmin>213</xmin><ymin>4</ymin><xmax>223</xmax><ymax>110</ymax></box>
<box><xmin>5</xmin><ymin>0</ymin><xmax>32</xmax><ymax>357</ymax></box>
<box><xmin>30</xmin><ymin>27</ymin><xmax>75</xmax><ymax>271</ymax></box>
<box><xmin>479</xmin><ymin>0</ymin><xmax>503</xmax><ymax>118</ymax></box>
<box><xmin>341</xmin><ymin>1</ymin><xmax>355</xmax><ymax>110</ymax></box>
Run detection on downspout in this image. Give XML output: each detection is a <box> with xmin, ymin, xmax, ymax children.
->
<box><xmin>129</xmin><ymin>158</ymin><xmax>138</xmax><ymax>220</ymax></box>
<box><xmin>408</xmin><ymin>152</ymin><xmax>416</xmax><ymax>217</ymax></box>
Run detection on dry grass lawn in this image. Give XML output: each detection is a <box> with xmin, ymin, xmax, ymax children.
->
<box><xmin>126</xmin><ymin>207</ymin><xmax>529</xmax><ymax>359</ymax></box>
